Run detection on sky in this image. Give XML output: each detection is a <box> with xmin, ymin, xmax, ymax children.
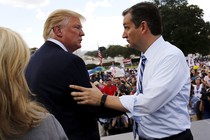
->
<box><xmin>0</xmin><ymin>0</ymin><xmax>209</xmax><ymax>51</ymax></box>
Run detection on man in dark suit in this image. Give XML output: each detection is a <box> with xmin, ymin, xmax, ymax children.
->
<box><xmin>25</xmin><ymin>9</ymin><xmax>121</xmax><ymax>140</ymax></box>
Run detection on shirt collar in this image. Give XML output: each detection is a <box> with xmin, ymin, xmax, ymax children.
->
<box><xmin>47</xmin><ymin>38</ymin><xmax>68</xmax><ymax>52</ymax></box>
<box><xmin>143</xmin><ymin>36</ymin><xmax>164</xmax><ymax>62</ymax></box>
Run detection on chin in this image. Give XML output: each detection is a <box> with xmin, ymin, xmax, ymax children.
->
<box><xmin>77</xmin><ymin>45</ymin><xmax>81</xmax><ymax>49</ymax></box>
<box><xmin>75</xmin><ymin>45</ymin><xmax>81</xmax><ymax>51</ymax></box>
<box><xmin>128</xmin><ymin>44</ymin><xmax>133</xmax><ymax>48</ymax></box>
<box><xmin>129</xmin><ymin>44</ymin><xmax>139</xmax><ymax>50</ymax></box>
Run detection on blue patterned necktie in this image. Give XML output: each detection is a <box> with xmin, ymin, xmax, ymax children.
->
<box><xmin>137</xmin><ymin>55</ymin><xmax>147</xmax><ymax>95</ymax></box>
<box><xmin>133</xmin><ymin>54</ymin><xmax>147</xmax><ymax>139</ymax></box>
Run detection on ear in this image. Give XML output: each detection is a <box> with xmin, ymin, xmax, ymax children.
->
<box><xmin>140</xmin><ymin>21</ymin><xmax>148</xmax><ymax>34</ymax></box>
<box><xmin>53</xmin><ymin>26</ymin><xmax>63</xmax><ymax>37</ymax></box>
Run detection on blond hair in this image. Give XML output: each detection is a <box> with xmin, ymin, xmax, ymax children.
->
<box><xmin>0</xmin><ymin>27</ymin><xmax>47</xmax><ymax>139</ymax></box>
<box><xmin>43</xmin><ymin>9</ymin><xmax>86</xmax><ymax>40</ymax></box>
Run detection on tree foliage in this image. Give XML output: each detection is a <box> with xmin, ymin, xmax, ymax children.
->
<box><xmin>157</xmin><ymin>0</ymin><xmax>210</xmax><ymax>55</ymax></box>
<box><xmin>85</xmin><ymin>45</ymin><xmax>140</xmax><ymax>58</ymax></box>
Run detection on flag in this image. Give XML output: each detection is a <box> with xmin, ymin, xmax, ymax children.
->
<box><xmin>187</xmin><ymin>56</ymin><xmax>194</xmax><ymax>67</ymax></box>
<box><xmin>98</xmin><ymin>49</ymin><xmax>102</xmax><ymax>66</ymax></box>
<box><xmin>123</xmin><ymin>58</ymin><xmax>132</xmax><ymax>65</ymax></box>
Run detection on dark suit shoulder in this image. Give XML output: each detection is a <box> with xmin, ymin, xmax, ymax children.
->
<box><xmin>31</xmin><ymin>41</ymin><xmax>85</xmax><ymax>68</ymax></box>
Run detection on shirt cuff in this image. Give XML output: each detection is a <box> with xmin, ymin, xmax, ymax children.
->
<box><xmin>119</xmin><ymin>95</ymin><xmax>136</xmax><ymax>118</ymax></box>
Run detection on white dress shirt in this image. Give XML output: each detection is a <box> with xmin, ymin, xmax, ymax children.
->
<box><xmin>47</xmin><ymin>38</ymin><xmax>68</xmax><ymax>52</ymax></box>
<box><xmin>120</xmin><ymin>36</ymin><xmax>191</xmax><ymax>139</ymax></box>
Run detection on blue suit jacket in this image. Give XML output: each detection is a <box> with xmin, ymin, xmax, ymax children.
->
<box><xmin>25</xmin><ymin>41</ymin><xmax>122</xmax><ymax>140</ymax></box>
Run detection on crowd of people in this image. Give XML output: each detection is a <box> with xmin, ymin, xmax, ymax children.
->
<box><xmin>90</xmin><ymin>69</ymin><xmax>138</xmax><ymax>136</ymax></box>
<box><xmin>189</xmin><ymin>61</ymin><xmax>210</xmax><ymax>120</ymax></box>
<box><xmin>90</xmin><ymin>68</ymin><xmax>137</xmax><ymax>96</ymax></box>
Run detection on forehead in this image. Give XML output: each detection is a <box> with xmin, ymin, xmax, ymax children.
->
<box><xmin>123</xmin><ymin>13</ymin><xmax>132</xmax><ymax>26</ymax></box>
<box><xmin>68</xmin><ymin>17</ymin><xmax>82</xmax><ymax>26</ymax></box>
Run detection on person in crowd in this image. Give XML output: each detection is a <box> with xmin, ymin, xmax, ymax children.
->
<box><xmin>200</xmin><ymin>88</ymin><xmax>210</xmax><ymax>119</ymax></box>
<box><xmin>93</xmin><ymin>80</ymin><xmax>104</xmax><ymax>92</ymax></box>
<box><xmin>0</xmin><ymin>27</ymin><xmax>68</xmax><ymax>140</ymax></box>
<box><xmin>25</xmin><ymin>9</ymin><xmax>122</xmax><ymax>140</ymax></box>
<box><xmin>130</xmin><ymin>75</ymin><xmax>137</xmax><ymax>95</ymax></box>
<box><xmin>192</xmin><ymin>77</ymin><xmax>203</xmax><ymax>100</ymax></box>
<box><xmin>90</xmin><ymin>74</ymin><xmax>98</xmax><ymax>83</ymax></box>
<box><xmin>92</xmin><ymin>81</ymin><xmax>109</xmax><ymax>137</ymax></box>
<box><xmin>102</xmin><ymin>78</ymin><xmax>117</xmax><ymax>96</ymax></box>
<box><xmin>70</xmin><ymin>2</ymin><xmax>193</xmax><ymax>140</ymax></box>
<box><xmin>203</xmin><ymin>70</ymin><xmax>210</xmax><ymax>88</ymax></box>
<box><xmin>111</xmin><ymin>77</ymin><xmax>130</xmax><ymax>134</ymax></box>
<box><xmin>114</xmin><ymin>77</ymin><xmax>130</xmax><ymax>96</ymax></box>
<box><xmin>200</xmin><ymin>69</ymin><xmax>207</xmax><ymax>79</ymax></box>
<box><xmin>120</xmin><ymin>76</ymin><xmax>133</xmax><ymax>94</ymax></box>
<box><xmin>97</xmin><ymin>78</ymin><xmax>117</xmax><ymax>136</ymax></box>
<box><xmin>191</xmin><ymin>77</ymin><xmax>203</xmax><ymax>120</ymax></box>
<box><xmin>190</xmin><ymin>69</ymin><xmax>199</xmax><ymax>83</ymax></box>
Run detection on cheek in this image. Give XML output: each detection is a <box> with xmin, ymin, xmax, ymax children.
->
<box><xmin>128</xmin><ymin>32</ymin><xmax>137</xmax><ymax>43</ymax></box>
<box><xmin>65</xmin><ymin>28</ymin><xmax>76</xmax><ymax>37</ymax></box>
<box><xmin>128</xmin><ymin>30</ymin><xmax>136</xmax><ymax>39</ymax></box>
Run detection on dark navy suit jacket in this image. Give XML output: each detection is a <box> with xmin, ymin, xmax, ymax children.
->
<box><xmin>25</xmin><ymin>41</ymin><xmax>122</xmax><ymax>140</ymax></box>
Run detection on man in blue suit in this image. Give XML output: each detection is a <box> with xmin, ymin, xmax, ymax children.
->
<box><xmin>25</xmin><ymin>9</ymin><xmax>121</xmax><ymax>140</ymax></box>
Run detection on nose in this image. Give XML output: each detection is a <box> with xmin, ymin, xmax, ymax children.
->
<box><xmin>122</xmin><ymin>31</ymin><xmax>127</xmax><ymax>39</ymax></box>
<box><xmin>80</xmin><ymin>29</ymin><xmax>85</xmax><ymax>36</ymax></box>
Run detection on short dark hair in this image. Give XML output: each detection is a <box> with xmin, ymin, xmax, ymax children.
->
<box><xmin>122</xmin><ymin>2</ymin><xmax>162</xmax><ymax>35</ymax></box>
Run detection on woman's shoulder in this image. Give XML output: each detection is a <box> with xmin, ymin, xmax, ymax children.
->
<box><xmin>36</xmin><ymin>113</ymin><xmax>69</xmax><ymax>139</ymax></box>
<box><xmin>13</xmin><ymin>113</ymin><xmax>68</xmax><ymax>140</ymax></box>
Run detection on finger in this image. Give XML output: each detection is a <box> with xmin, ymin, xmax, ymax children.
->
<box><xmin>90</xmin><ymin>82</ymin><xmax>97</xmax><ymax>88</ymax></box>
<box><xmin>73</xmin><ymin>97</ymin><xmax>79</xmax><ymax>101</ymax></box>
<box><xmin>73</xmin><ymin>96</ymin><xmax>84</xmax><ymax>101</ymax></box>
<box><xmin>71</xmin><ymin>91</ymin><xmax>82</xmax><ymax>96</ymax></box>
<box><xmin>77</xmin><ymin>100</ymin><xmax>88</xmax><ymax>105</ymax></box>
<box><xmin>69</xmin><ymin>85</ymin><xmax>87</xmax><ymax>91</ymax></box>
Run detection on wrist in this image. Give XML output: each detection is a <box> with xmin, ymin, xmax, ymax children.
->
<box><xmin>100</xmin><ymin>94</ymin><xmax>108</xmax><ymax>107</ymax></box>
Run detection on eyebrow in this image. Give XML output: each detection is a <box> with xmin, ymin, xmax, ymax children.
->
<box><xmin>73</xmin><ymin>24</ymin><xmax>83</xmax><ymax>28</ymax></box>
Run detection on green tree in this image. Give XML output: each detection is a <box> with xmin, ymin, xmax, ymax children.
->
<box><xmin>160</xmin><ymin>0</ymin><xmax>187</xmax><ymax>6</ymax></box>
<box><xmin>85</xmin><ymin>50</ymin><xmax>98</xmax><ymax>57</ymax></box>
<box><xmin>105</xmin><ymin>45</ymin><xmax>140</xmax><ymax>58</ymax></box>
<box><xmin>157</xmin><ymin>0</ymin><xmax>210</xmax><ymax>55</ymax></box>
<box><xmin>105</xmin><ymin>45</ymin><xmax>122</xmax><ymax>57</ymax></box>
<box><xmin>85</xmin><ymin>46</ymin><xmax>107</xmax><ymax>58</ymax></box>
<box><xmin>85</xmin><ymin>45</ymin><xmax>140</xmax><ymax>58</ymax></box>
